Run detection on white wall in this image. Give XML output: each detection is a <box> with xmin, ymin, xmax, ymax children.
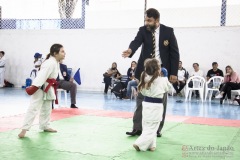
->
<box><xmin>86</xmin><ymin>4</ymin><xmax>240</xmax><ymax>28</ymax></box>
<box><xmin>0</xmin><ymin>26</ymin><xmax>240</xmax><ymax>91</ymax></box>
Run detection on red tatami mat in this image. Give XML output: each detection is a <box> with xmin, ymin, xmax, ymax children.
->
<box><xmin>1</xmin><ymin>108</ymin><xmax>240</xmax><ymax>132</ymax></box>
<box><xmin>0</xmin><ymin>115</ymin><xmax>24</xmax><ymax>132</ymax></box>
<box><xmin>184</xmin><ymin>117</ymin><xmax>240</xmax><ymax>127</ymax></box>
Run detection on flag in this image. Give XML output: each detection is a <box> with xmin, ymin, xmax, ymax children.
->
<box><xmin>73</xmin><ymin>68</ymin><xmax>81</xmax><ymax>85</ymax></box>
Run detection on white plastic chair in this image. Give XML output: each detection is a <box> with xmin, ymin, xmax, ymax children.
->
<box><xmin>185</xmin><ymin>76</ymin><xmax>206</xmax><ymax>102</ymax></box>
<box><xmin>205</xmin><ymin>76</ymin><xmax>224</xmax><ymax>101</ymax></box>
<box><xmin>169</xmin><ymin>83</ymin><xmax>176</xmax><ymax>96</ymax></box>
<box><xmin>56</xmin><ymin>88</ymin><xmax>68</xmax><ymax>107</ymax></box>
<box><xmin>231</xmin><ymin>89</ymin><xmax>240</xmax><ymax>101</ymax></box>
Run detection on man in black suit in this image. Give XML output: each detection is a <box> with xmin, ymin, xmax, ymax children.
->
<box><xmin>122</xmin><ymin>8</ymin><xmax>179</xmax><ymax>137</ymax></box>
<box><xmin>57</xmin><ymin>62</ymin><xmax>78</xmax><ymax>108</ymax></box>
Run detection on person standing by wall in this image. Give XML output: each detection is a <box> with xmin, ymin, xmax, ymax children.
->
<box><xmin>122</xmin><ymin>8</ymin><xmax>179</xmax><ymax>137</ymax></box>
<box><xmin>30</xmin><ymin>52</ymin><xmax>43</xmax><ymax>79</ymax></box>
<box><xmin>0</xmin><ymin>51</ymin><xmax>6</xmax><ymax>88</ymax></box>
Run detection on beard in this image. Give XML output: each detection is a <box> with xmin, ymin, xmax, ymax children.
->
<box><xmin>146</xmin><ymin>23</ymin><xmax>157</xmax><ymax>32</ymax></box>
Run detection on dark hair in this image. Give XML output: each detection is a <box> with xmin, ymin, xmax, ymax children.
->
<box><xmin>212</xmin><ymin>62</ymin><xmax>218</xmax><ymax>66</ymax></box>
<box><xmin>0</xmin><ymin>51</ymin><xmax>5</xmax><ymax>55</ymax></box>
<box><xmin>145</xmin><ymin>8</ymin><xmax>160</xmax><ymax>20</ymax></box>
<box><xmin>193</xmin><ymin>63</ymin><xmax>199</xmax><ymax>67</ymax></box>
<box><xmin>138</xmin><ymin>58</ymin><xmax>160</xmax><ymax>91</ymax></box>
<box><xmin>112</xmin><ymin>62</ymin><xmax>117</xmax><ymax>67</ymax></box>
<box><xmin>38</xmin><ymin>44</ymin><xmax>63</xmax><ymax>71</ymax></box>
<box><xmin>46</xmin><ymin>44</ymin><xmax>63</xmax><ymax>60</ymax></box>
<box><xmin>131</xmin><ymin>61</ymin><xmax>137</xmax><ymax>67</ymax></box>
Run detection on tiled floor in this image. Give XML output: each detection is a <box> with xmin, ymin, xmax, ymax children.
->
<box><xmin>1</xmin><ymin>88</ymin><xmax>240</xmax><ymax>120</ymax></box>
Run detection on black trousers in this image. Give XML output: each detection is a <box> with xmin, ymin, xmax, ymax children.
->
<box><xmin>133</xmin><ymin>92</ymin><xmax>167</xmax><ymax>133</ymax></box>
<box><xmin>103</xmin><ymin>77</ymin><xmax>112</xmax><ymax>93</ymax></box>
<box><xmin>172</xmin><ymin>81</ymin><xmax>186</xmax><ymax>94</ymax></box>
<box><xmin>221</xmin><ymin>82</ymin><xmax>240</xmax><ymax>99</ymax></box>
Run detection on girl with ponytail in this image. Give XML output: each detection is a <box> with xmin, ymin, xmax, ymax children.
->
<box><xmin>18</xmin><ymin>43</ymin><xmax>65</xmax><ymax>138</ymax></box>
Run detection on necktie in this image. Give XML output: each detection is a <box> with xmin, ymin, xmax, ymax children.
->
<box><xmin>152</xmin><ymin>31</ymin><xmax>156</xmax><ymax>58</ymax></box>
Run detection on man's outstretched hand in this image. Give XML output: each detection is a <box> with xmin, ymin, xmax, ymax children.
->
<box><xmin>122</xmin><ymin>49</ymin><xmax>132</xmax><ymax>58</ymax></box>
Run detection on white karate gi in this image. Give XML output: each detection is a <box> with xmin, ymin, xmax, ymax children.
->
<box><xmin>22</xmin><ymin>56</ymin><xmax>59</xmax><ymax>130</ymax></box>
<box><xmin>134</xmin><ymin>75</ymin><xmax>171</xmax><ymax>151</ymax></box>
<box><xmin>30</xmin><ymin>59</ymin><xmax>42</xmax><ymax>79</ymax></box>
<box><xmin>0</xmin><ymin>56</ymin><xmax>6</xmax><ymax>87</ymax></box>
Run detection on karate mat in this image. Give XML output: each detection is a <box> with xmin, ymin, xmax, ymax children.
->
<box><xmin>0</xmin><ymin>108</ymin><xmax>239</xmax><ymax>160</ymax></box>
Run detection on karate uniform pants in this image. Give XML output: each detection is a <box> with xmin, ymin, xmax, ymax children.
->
<box><xmin>21</xmin><ymin>89</ymin><xmax>52</xmax><ymax>130</ymax></box>
<box><xmin>134</xmin><ymin>101</ymin><xmax>163</xmax><ymax>151</ymax></box>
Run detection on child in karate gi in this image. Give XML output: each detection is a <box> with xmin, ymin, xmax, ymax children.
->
<box><xmin>133</xmin><ymin>58</ymin><xmax>171</xmax><ymax>151</ymax></box>
<box><xmin>30</xmin><ymin>53</ymin><xmax>43</xmax><ymax>79</ymax></box>
<box><xmin>0</xmin><ymin>51</ymin><xmax>6</xmax><ymax>87</ymax></box>
<box><xmin>18</xmin><ymin>44</ymin><xmax>65</xmax><ymax>138</ymax></box>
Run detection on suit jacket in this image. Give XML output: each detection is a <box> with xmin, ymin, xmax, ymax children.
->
<box><xmin>129</xmin><ymin>24</ymin><xmax>179</xmax><ymax>80</ymax></box>
<box><xmin>57</xmin><ymin>63</ymin><xmax>70</xmax><ymax>81</ymax></box>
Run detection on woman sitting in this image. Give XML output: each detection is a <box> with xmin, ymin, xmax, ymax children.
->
<box><xmin>215</xmin><ymin>65</ymin><xmax>240</xmax><ymax>104</ymax></box>
<box><xmin>123</xmin><ymin>61</ymin><xmax>138</xmax><ymax>99</ymax></box>
<box><xmin>103</xmin><ymin>62</ymin><xmax>121</xmax><ymax>94</ymax></box>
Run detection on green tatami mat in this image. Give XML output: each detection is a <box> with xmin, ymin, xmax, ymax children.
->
<box><xmin>0</xmin><ymin>115</ymin><xmax>239</xmax><ymax>160</ymax></box>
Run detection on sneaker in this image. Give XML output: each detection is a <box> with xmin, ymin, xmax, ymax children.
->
<box><xmin>123</xmin><ymin>96</ymin><xmax>130</xmax><ymax>100</ymax></box>
<box><xmin>227</xmin><ymin>99</ymin><xmax>233</xmax><ymax>105</ymax></box>
<box><xmin>215</xmin><ymin>94</ymin><xmax>223</xmax><ymax>99</ymax></box>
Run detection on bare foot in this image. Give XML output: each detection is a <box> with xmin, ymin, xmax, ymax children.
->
<box><xmin>133</xmin><ymin>144</ymin><xmax>140</xmax><ymax>151</ymax></box>
<box><xmin>18</xmin><ymin>129</ymin><xmax>27</xmax><ymax>138</ymax></box>
<box><xmin>149</xmin><ymin>147</ymin><xmax>156</xmax><ymax>152</ymax></box>
<box><xmin>44</xmin><ymin>128</ymin><xmax>57</xmax><ymax>132</ymax></box>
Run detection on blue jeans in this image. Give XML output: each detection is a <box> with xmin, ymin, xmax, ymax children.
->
<box><xmin>126</xmin><ymin>80</ymin><xmax>138</xmax><ymax>97</ymax></box>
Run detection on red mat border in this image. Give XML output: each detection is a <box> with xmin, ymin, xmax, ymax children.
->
<box><xmin>1</xmin><ymin>108</ymin><xmax>240</xmax><ymax>132</ymax></box>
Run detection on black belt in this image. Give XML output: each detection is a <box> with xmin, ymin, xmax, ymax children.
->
<box><xmin>144</xmin><ymin>96</ymin><xmax>163</xmax><ymax>103</ymax></box>
<box><xmin>0</xmin><ymin>66</ymin><xmax>4</xmax><ymax>68</ymax></box>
